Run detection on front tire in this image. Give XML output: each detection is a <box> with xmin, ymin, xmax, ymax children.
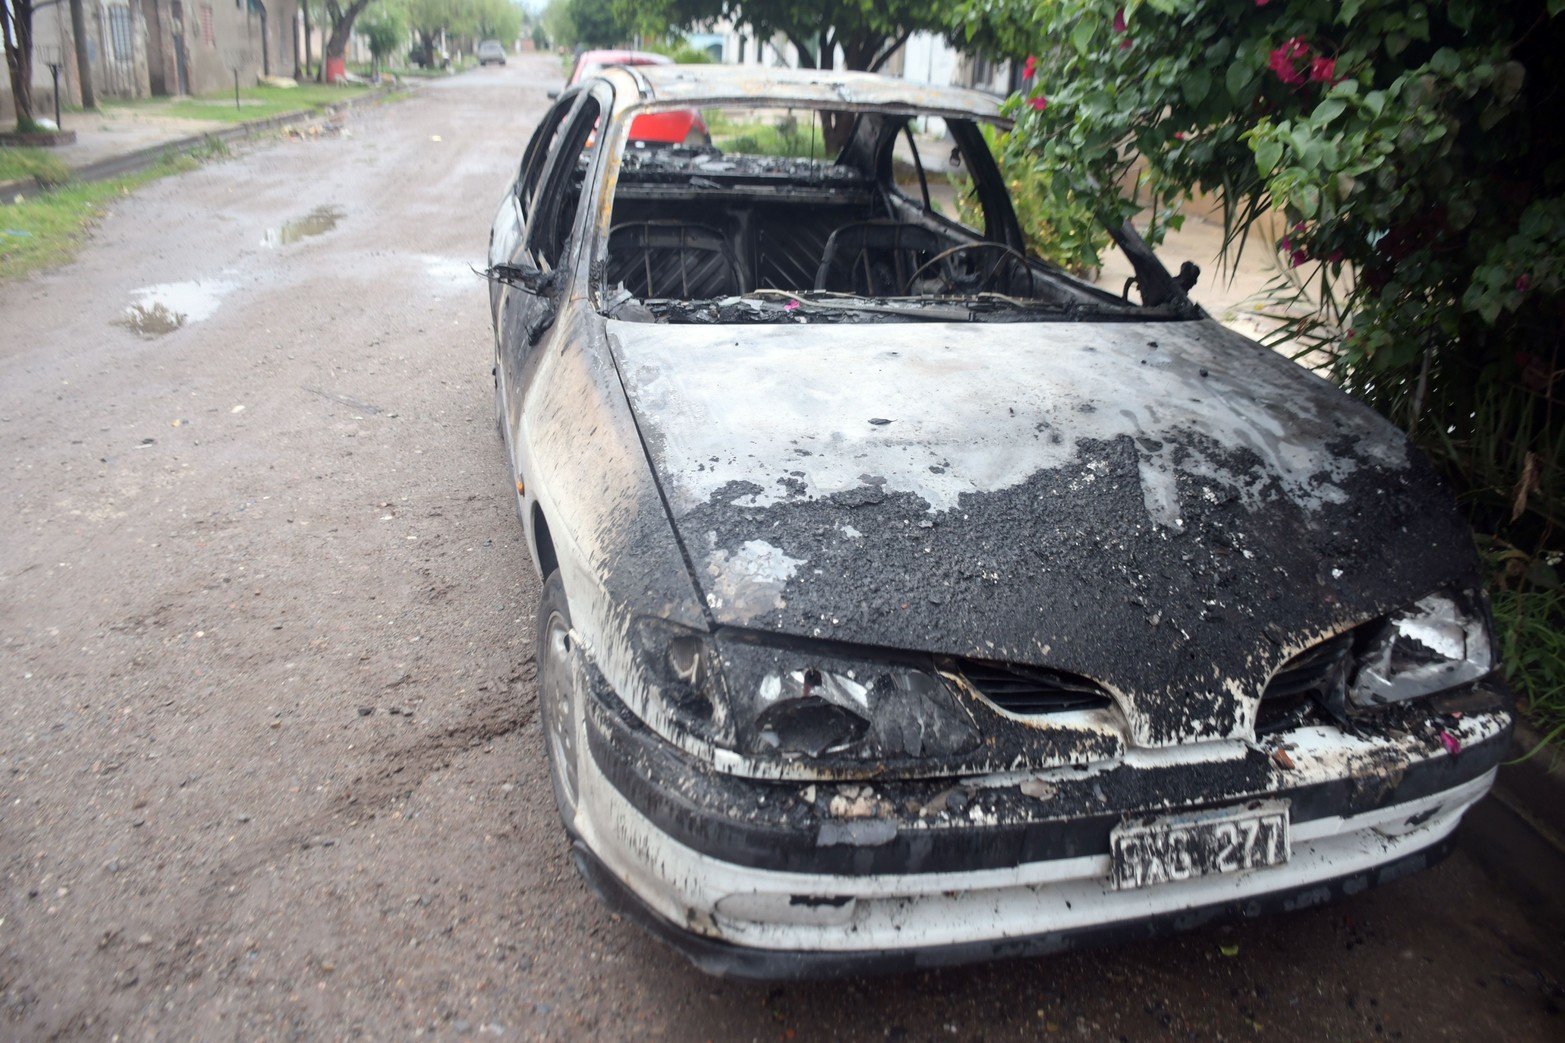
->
<box><xmin>535</xmin><ymin>571</ymin><xmax>580</xmax><ymax>832</ymax></box>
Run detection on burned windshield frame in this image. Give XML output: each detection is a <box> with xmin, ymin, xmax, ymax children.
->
<box><xmin>588</xmin><ymin>99</ymin><xmax>1197</xmax><ymax>323</ymax></box>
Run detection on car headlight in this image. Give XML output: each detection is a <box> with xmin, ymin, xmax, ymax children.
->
<box><xmin>633</xmin><ymin>620</ymin><xmax>980</xmax><ymax>763</ymax></box>
<box><xmin>712</xmin><ymin>636</ymin><xmax>981</xmax><ymax>762</ymax></box>
<box><xmin>1348</xmin><ymin>589</ymin><xmax>1494</xmax><ymax>707</ymax></box>
<box><xmin>633</xmin><ymin>618</ymin><xmax>732</xmax><ymax>744</ymax></box>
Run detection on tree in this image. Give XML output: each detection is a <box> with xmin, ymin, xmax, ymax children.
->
<box><xmin>299</xmin><ymin>0</ymin><xmax>315</xmax><ymax>78</ymax></box>
<box><xmin>623</xmin><ymin>1</ymin><xmax>956</xmax><ymax>146</ymax></box>
<box><xmin>68</xmin><ymin>0</ymin><xmax>93</xmax><ymax>108</ymax></box>
<box><xmin>543</xmin><ymin>0</ymin><xmax>632</xmax><ymax>49</ymax></box>
<box><xmin>322</xmin><ymin>0</ymin><xmax>380</xmax><ymax>77</ymax></box>
<box><xmin>959</xmin><ymin>0</ymin><xmax>1564</xmax><ymax>539</ymax></box>
<box><xmin>357</xmin><ymin>6</ymin><xmax>404</xmax><ymax>75</ymax></box>
<box><xmin>400</xmin><ymin>0</ymin><xmax>466</xmax><ymax>67</ymax></box>
<box><xmin>2</xmin><ymin>0</ymin><xmax>37</xmax><ymax>130</ymax></box>
<box><xmin>622</xmin><ymin>1</ymin><xmax>948</xmax><ymax>74</ymax></box>
<box><xmin>472</xmin><ymin>0</ymin><xmax>521</xmax><ymax>42</ymax></box>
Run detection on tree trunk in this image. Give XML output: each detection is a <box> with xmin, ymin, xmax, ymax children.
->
<box><xmin>68</xmin><ymin>0</ymin><xmax>94</xmax><ymax>109</ymax></box>
<box><xmin>301</xmin><ymin>0</ymin><xmax>313</xmax><ymax>81</ymax></box>
<box><xmin>323</xmin><ymin>0</ymin><xmax>371</xmax><ymax>63</ymax></box>
<box><xmin>2</xmin><ymin>0</ymin><xmax>37</xmax><ymax>130</ymax></box>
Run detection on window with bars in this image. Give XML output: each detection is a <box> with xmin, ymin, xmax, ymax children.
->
<box><xmin>200</xmin><ymin>4</ymin><xmax>215</xmax><ymax>46</ymax></box>
<box><xmin>107</xmin><ymin>5</ymin><xmax>134</xmax><ymax>61</ymax></box>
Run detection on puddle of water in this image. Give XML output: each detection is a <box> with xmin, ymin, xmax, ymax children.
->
<box><xmin>116</xmin><ymin>279</ymin><xmax>235</xmax><ymax>339</ymax></box>
<box><xmin>264</xmin><ymin>205</ymin><xmax>344</xmax><ymax>247</ymax></box>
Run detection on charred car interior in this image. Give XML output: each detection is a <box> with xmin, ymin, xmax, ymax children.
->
<box><xmin>594</xmin><ymin>104</ymin><xmax>1195</xmax><ymax>325</ymax></box>
<box><xmin>485</xmin><ymin>66</ymin><xmax>1513</xmax><ymax>981</ymax></box>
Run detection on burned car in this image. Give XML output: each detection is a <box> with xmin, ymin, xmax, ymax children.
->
<box><xmin>486</xmin><ymin>66</ymin><xmax>1511</xmax><ymax>978</ymax></box>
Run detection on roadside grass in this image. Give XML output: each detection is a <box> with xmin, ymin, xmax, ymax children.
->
<box><xmin>0</xmin><ymin>146</ymin><xmax>71</xmax><ymax>186</ymax></box>
<box><xmin>400</xmin><ymin>56</ymin><xmax>479</xmax><ymax>79</ymax></box>
<box><xmin>0</xmin><ymin>148</ymin><xmax>215</xmax><ymax>280</ymax></box>
<box><xmin>105</xmin><ymin>83</ymin><xmax>371</xmax><ymax>124</ymax></box>
<box><xmin>1493</xmin><ymin>579</ymin><xmax>1565</xmax><ymax>752</ymax></box>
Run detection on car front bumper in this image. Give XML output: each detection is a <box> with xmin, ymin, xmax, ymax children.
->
<box><xmin>565</xmin><ymin>657</ymin><xmax>1510</xmax><ymax>980</ymax></box>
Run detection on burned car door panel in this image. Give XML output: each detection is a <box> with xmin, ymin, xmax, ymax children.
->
<box><xmin>497</xmin><ymin>91</ymin><xmax>606</xmax><ymax>430</ymax></box>
<box><xmin>488</xmin><ymin>66</ymin><xmax>1513</xmax><ymax>980</ymax></box>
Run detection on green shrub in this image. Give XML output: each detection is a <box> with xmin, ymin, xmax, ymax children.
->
<box><xmin>953</xmin><ymin>123</ymin><xmax>1114</xmax><ymax>276</ymax></box>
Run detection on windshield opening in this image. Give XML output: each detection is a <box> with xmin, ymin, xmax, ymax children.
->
<box><xmin>593</xmin><ymin>103</ymin><xmax>1196</xmax><ymax>325</ymax></box>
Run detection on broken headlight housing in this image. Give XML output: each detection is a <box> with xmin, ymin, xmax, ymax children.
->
<box><xmin>1348</xmin><ymin>589</ymin><xmax>1494</xmax><ymax>708</ymax></box>
<box><xmin>633</xmin><ymin>619</ymin><xmax>980</xmax><ymax>765</ymax></box>
<box><xmin>633</xmin><ymin>617</ymin><xmax>732</xmax><ymax>744</ymax></box>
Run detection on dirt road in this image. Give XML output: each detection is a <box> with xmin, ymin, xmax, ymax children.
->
<box><xmin>1</xmin><ymin>55</ymin><xmax>1561</xmax><ymax>1040</ymax></box>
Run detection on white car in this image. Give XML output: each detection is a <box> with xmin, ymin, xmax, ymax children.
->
<box><xmin>478</xmin><ymin>40</ymin><xmax>506</xmax><ymax>66</ymax></box>
<box><xmin>485</xmin><ymin>65</ymin><xmax>1512</xmax><ymax>979</ymax></box>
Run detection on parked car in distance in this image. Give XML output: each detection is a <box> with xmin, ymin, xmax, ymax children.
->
<box><xmin>553</xmin><ymin>49</ymin><xmax>710</xmax><ymax>147</ymax></box>
<box><xmin>478</xmin><ymin>39</ymin><xmax>507</xmax><ymax>66</ymax></box>
<box><xmin>485</xmin><ymin>65</ymin><xmax>1512</xmax><ymax>981</ymax></box>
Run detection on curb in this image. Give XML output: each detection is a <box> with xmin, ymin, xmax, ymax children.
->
<box><xmin>1458</xmin><ymin>718</ymin><xmax>1565</xmax><ymax>929</ymax></box>
<box><xmin>2</xmin><ymin>85</ymin><xmax>403</xmax><ymax>203</ymax></box>
<box><xmin>1495</xmin><ymin>719</ymin><xmax>1565</xmax><ymax>852</ymax></box>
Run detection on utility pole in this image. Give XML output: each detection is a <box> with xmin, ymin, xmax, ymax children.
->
<box><xmin>68</xmin><ymin>0</ymin><xmax>95</xmax><ymax>109</ymax></box>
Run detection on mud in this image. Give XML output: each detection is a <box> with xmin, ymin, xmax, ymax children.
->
<box><xmin>0</xmin><ymin>55</ymin><xmax>1561</xmax><ymax>1042</ymax></box>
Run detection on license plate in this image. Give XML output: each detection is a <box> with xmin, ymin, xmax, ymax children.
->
<box><xmin>1110</xmin><ymin>801</ymin><xmax>1290</xmax><ymax>890</ymax></box>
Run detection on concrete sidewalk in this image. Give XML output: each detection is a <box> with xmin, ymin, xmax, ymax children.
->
<box><xmin>1</xmin><ymin>85</ymin><xmax>399</xmax><ymax>199</ymax></box>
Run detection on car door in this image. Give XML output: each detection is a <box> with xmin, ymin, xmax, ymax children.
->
<box><xmin>493</xmin><ymin>88</ymin><xmax>607</xmax><ymax>434</ymax></box>
<box><xmin>488</xmin><ymin>94</ymin><xmax>576</xmax><ymax>329</ymax></box>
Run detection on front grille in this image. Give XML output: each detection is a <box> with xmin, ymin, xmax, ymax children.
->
<box><xmin>949</xmin><ymin>659</ymin><xmax>1114</xmax><ymax>715</ymax></box>
<box><xmin>1256</xmin><ymin>631</ymin><xmax>1353</xmax><ymax>732</ymax></box>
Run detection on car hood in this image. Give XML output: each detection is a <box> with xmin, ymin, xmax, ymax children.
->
<box><xmin>606</xmin><ymin>318</ymin><xmax>1476</xmax><ymax>745</ymax></box>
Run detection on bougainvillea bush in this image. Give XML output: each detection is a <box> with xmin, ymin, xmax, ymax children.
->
<box><xmin>957</xmin><ymin>0</ymin><xmax>1564</xmax><ymax>735</ymax></box>
<box><xmin>958</xmin><ymin>0</ymin><xmax>1562</xmax><ymax>532</ymax></box>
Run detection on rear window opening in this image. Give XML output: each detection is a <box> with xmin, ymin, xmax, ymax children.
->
<box><xmin>593</xmin><ymin>104</ymin><xmax>1196</xmax><ymax>325</ymax></box>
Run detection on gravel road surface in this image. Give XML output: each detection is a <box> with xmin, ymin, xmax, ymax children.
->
<box><xmin>2</xmin><ymin>54</ymin><xmax>1561</xmax><ymax>1041</ymax></box>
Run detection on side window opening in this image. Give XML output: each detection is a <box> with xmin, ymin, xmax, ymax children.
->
<box><xmin>518</xmin><ymin>96</ymin><xmax>577</xmax><ymax>221</ymax></box>
<box><xmin>528</xmin><ymin>96</ymin><xmax>603</xmax><ymax>271</ymax></box>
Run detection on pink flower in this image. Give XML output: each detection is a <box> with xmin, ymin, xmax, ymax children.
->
<box><xmin>784</xmin><ymin>299</ymin><xmax>800</xmax><ymax>312</ymax></box>
<box><xmin>1289</xmin><ymin>248</ymin><xmax>1308</xmax><ymax>268</ymax></box>
<box><xmin>1438</xmin><ymin>730</ymin><xmax>1462</xmax><ymax>756</ymax></box>
<box><xmin>1114</xmin><ymin>7</ymin><xmax>1127</xmax><ymax>33</ymax></box>
<box><xmin>1023</xmin><ymin>54</ymin><xmax>1037</xmax><ymax>80</ymax></box>
<box><xmin>1173</xmin><ymin>131</ymin><xmax>1187</xmax><ymax>141</ymax></box>
<box><xmin>1309</xmin><ymin>56</ymin><xmax>1336</xmax><ymax>83</ymax></box>
<box><xmin>1517</xmin><ymin>273</ymin><xmax>1533</xmax><ymax>292</ymax></box>
<box><xmin>1269</xmin><ymin>50</ymin><xmax>1305</xmax><ymax>85</ymax></box>
<box><xmin>1328</xmin><ymin>250</ymin><xmax>1344</xmax><ymax>263</ymax></box>
<box><xmin>1029</xmin><ymin>95</ymin><xmax>1048</xmax><ymax>111</ymax></box>
<box><xmin>1267</xmin><ymin>37</ymin><xmax>1313</xmax><ymax>84</ymax></box>
<box><xmin>1255</xmin><ymin>0</ymin><xmax>1271</xmax><ymax>5</ymax></box>
<box><xmin>1119</xmin><ymin>39</ymin><xmax>1133</xmax><ymax>51</ymax></box>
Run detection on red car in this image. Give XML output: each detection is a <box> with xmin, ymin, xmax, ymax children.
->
<box><xmin>565</xmin><ymin>49</ymin><xmax>711</xmax><ymax>147</ymax></box>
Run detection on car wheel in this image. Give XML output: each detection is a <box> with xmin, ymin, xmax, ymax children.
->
<box><xmin>536</xmin><ymin>570</ymin><xmax>580</xmax><ymax>831</ymax></box>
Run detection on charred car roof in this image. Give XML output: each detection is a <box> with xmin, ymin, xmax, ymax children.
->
<box><xmin>592</xmin><ymin>64</ymin><xmax>1011</xmax><ymax>120</ymax></box>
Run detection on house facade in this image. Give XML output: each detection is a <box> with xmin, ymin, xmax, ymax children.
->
<box><xmin>4</xmin><ymin>0</ymin><xmax>300</xmax><ymax>124</ymax></box>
